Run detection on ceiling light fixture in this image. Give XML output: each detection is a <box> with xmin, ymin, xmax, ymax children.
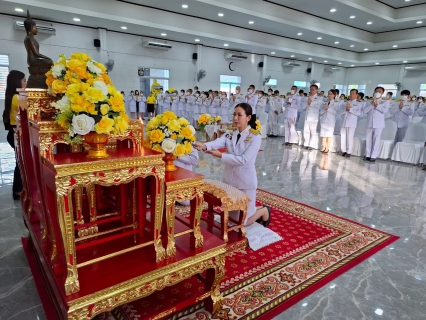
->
<box><xmin>218</xmin><ymin>13</ymin><xmax>224</xmax><ymax>17</ymax></box>
<box><xmin>224</xmin><ymin>43</ymin><xmax>229</xmax><ymax>47</ymax></box>
<box><xmin>403</xmin><ymin>60</ymin><xmax>408</xmax><ymax>63</ymax></box>
<box><xmin>308</xmin><ymin>58</ymin><xmax>312</xmax><ymax>60</ymax></box>
<box><xmin>338</xmin><ymin>62</ymin><xmax>342</xmax><ymax>64</ymax></box>
<box><xmin>182</xmin><ymin>4</ymin><xmax>188</xmax><ymax>8</ymax></box>
<box><xmin>291</xmin><ymin>55</ymin><xmax>295</xmax><ymax>57</ymax></box>
<box><xmin>350</xmin><ymin>44</ymin><xmax>355</xmax><ymax>47</ymax></box>
<box><xmin>392</xmin><ymin>45</ymin><xmax>398</xmax><ymax>47</ymax></box>
<box><xmin>330</xmin><ymin>8</ymin><xmax>336</xmax><ymax>12</ymax></box>
<box><xmin>350</xmin><ymin>15</ymin><xmax>355</xmax><ymax>19</ymax></box>
<box><xmin>351</xmin><ymin>65</ymin><xmax>355</xmax><ymax>67</ymax></box>
<box><xmin>417</xmin><ymin>21</ymin><xmax>423</xmax><ymax>24</ymax></box>
<box><xmin>195</xmin><ymin>39</ymin><xmax>200</xmax><ymax>42</ymax></box>
<box><xmin>15</xmin><ymin>8</ymin><xmax>24</xmax><ymax>12</ymax></box>
<box><xmin>73</xmin><ymin>18</ymin><xmax>81</xmax><ymax>22</ymax></box>
<box><xmin>271</xmin><ymin>52</ymin><xmax>275</xmax><ymax>54</ymax></box>
<box><xmin>317</xmin><ymin>37</ymin><xmax>322</xmax><ymax>40</ymax></box>
<box><xmin>297</xmin><ymin>32</ymin><xmax>303</xmax><ymax>36</ymax></box>
<box><xmin>121</xmin><ymin>26</ymin><xmax>127</xmax><ymax>30</ymax></box>
<box><xmin>335</xmin><ymin>41</ymin><xmax>339</xmax><ymax>44</ymax></box>
<box><xmin>161</xmin><ymin>33</ymin><xmax>167</xmax><ymax>36</ymax></box>
<box><xmin>248</xmin><ymin>21</ymin><xmax>254</xmax><ymax>24</ymax></box>
<box><xmin>364</xmin><ymin>48</ymin><xmax>369</xmax><ymax>51</ymax></box>
<box><xmin>367</xmin><ymin>21</ymin><xmax>372</xmax><ymax>25</ymax></box>
<box><xmin>324</xmin><ymin>60</ymin><xmax>328</xmax><ymax>62</ymax></box>
<box><xmin>375</xmin><ymin>62</ymin><xmax>380</xmax><ymax>65</ymax></box>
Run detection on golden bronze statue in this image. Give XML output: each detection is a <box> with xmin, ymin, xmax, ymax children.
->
<box><xmin>24</xmin><ymin>10</ymin><xmax>53</xmax><ymax>88</ymax></box>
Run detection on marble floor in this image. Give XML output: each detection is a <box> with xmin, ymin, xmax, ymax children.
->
<box><xmin>1</xmin><ymin>131</ymin><xmax>425</xmax><ymax>320</ymax></box>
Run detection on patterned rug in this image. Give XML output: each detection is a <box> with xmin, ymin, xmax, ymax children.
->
<box><xmin>111</xmin><ymin>189</ymin><xmax>399</xmax><ymax>320</ymax></box>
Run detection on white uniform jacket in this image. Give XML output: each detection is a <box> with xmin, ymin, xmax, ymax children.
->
<box><xmin>233</xmin><ymin>93</ymin><xmax>245</xmax><ymax>108</ymax></box>
<box><xmin>202</xmin><ymin>99</ymin><xmax>211</xmax><ymax>114</ymax></box>
<box><xmin>341</xmin><ymin>100</ymin><xmax>363</xmax><ymax>128</ymax></box>
<box><xmin>303</xmin><ymin>94</ymin><xmax>323</xmax><ymax>122</ymax></box>
<box><xmin>269</xmin><ymin>96</ymin><xmax>283</xmax><ymax>114</ymax></box>
<box><xmin>174</xmin><ymin>149</ymin><xmax>199</xmax><ymax>171</ymax></box>
<box><xmin>390</xmin><ymin>101</ymin><xmax>415</xmax><ymax>128</ymax></box>
<box><xmin>205</xmin><ymin>128</ymin><xmax>261</xmax><ymax>190</ymax></box>
<box><xmin>186</xmin><ymin>95</ymin><xmax>195</xmax><ymax>111</ymax></box>
<box><xmin>417</xmin><ymin>103</ymin><xmax>426</xmax><ymax>124</ymax></box>
<box><xmin>194</xmin><ymin>97</ymin><xmax>202</xmax><ymax>113</ymax></box>
<box><xmin>246</xmin><ymin>93</ymin><xmax>259</xmax><ymax>114</ymax></box>
<box><xmin>163</xmin><ymin>95</ymin><xmax>171</xmax><ymax>109</ymax></box>
<box><xmin>212</xmin><ymin>97</ymin><xmax>221</xmax><ymax>113</ymax></box>
<box><xmin>220</xmin><ymin>98</ymin><xmax>230</xmax><ymax>115</ymax></box>
<box><xmin>256</xmin><ymin>96</ymin><xmax>267</xmax><ymax>114</ymax></box>
<box><xmin>156</xmin><ymin>93</ymin><xmax>164</xmax><ymax>105</ymax></box>
<box><xmin>363</xmin><ymin>98</ymin><xmax>390</xmax><ymax>129</ymax></box>
<box><xmin>284</xmin><ymin>94</ymin><xmax>301</xmax><ymax>119</ymax></box>
<box><xmin>320</xmin><ymin>100</ymin><xmax>338</xmax><ymax>124</ymax></box>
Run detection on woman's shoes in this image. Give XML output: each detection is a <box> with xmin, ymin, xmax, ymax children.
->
<box><xmin>262</xmin><ymin>205</ymin><xmax>271</xmax><ymax>227</ymax></box>
<box><xmin>12</xmin><ymin>193</ymin><xmax>20</xmax><ymax>200</ymax></box>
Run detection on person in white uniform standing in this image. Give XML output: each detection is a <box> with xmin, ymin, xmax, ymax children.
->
<box><xmin>340</xmin><ymin>89</ymin><xmax>363</xmax><ymax>158</ymax></box>
<box><xmin>193</xmin><ymin>91</ymin><xmax>202</xmax><ymax>127</ymax></box>
<box><xmin>390</xmin><ymin>89</ymin><xmax>415</xmax><ymax>143</ymax></box>
<box><xmin>171</xmin><ymin>91</ymin><xmax>179</xmax><ymax>114</ymax></box>
<box><xmin>210</xmin><ymin>91</ymin><xmax>220</xmax><ymax>116</ymax></box>
<box><xmin>417</xmin><ymin>100</ymin><xmax>426</xmax><ymax>124</ymax></box>
<box><xmin>256</xmin><ymin>91</ymin><xmax>267</xmax><ymax>115</ymax></box>
<box><xmin>267</xmin><ymin>90</ymin><xmax>282</xmax><ymax>138</ymax></box>
<box><xmin>303</xmin><ymin>84</ymin><xmax>323</xmax><ymax>150</ymax></box>
<box><xmin>178</xmin><ymin>89</ymin><xmax>186</xmax><ymax>118</ymax></box>
<box><xmin>246</xmin><ymin>85</ymin><xmax>259</xmax><ymax>122</ymax></box>
<box><xmin>363</xmin><ymin>86</ymin><xmax>390</xmax><ymax>162</ymax></box>
<box><xmin>282</xmin><ymin>85</ymin><xmax>300</xmax><ymax>146</ymax></box>
<box><xmin>185</xmin><ymin>89</ymin><xmax>194</xmax><ymax>122</ymax></box>
<box><xmin>320</xmin><ymin>89</ymin><xmax>339</xmax><ymax>153</ymax></box>
<box><xmin>233</xmin><ymin>86</ymin><xmax>245</xmax><ymax>108</ymax></box>
<box><xmin>127</xmin><ymin>90</ymin><xmax>137</xmax><ymax>119</ymax></box>
<box><xmin>156</xmin><ymin>89</ymin><xmax>164</xmax><ymax>115</ymax></box>
<box><xmin>220</xmin><ymin>92</ymin><xmax>230</xmax><ymax>123</ymax></box>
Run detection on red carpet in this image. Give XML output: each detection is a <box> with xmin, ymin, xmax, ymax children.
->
<box><xmin>112</xmin><ymin>189</ymin><xmax>399</xmax><ymax>320</ymax></box>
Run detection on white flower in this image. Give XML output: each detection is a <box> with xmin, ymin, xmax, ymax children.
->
<box><xmin>52</xmin><ymin>64</ymin><xmax>66</xmax><ymax>78</ymax></box>
<box><xmin>72</xmin><ymin>114</ymin><xmax>95</xmax><ymax>135</ymax></box>
<box><xmin>93</xmin><ymin>81</ymin><xmax>109</xmax><ymax>96</ymax></box>
<box><xmin>51</xmin><ymin>96</ymin><xmax>70</xmax><ymax>111</ymax></box>
<box><xmin>87</xmin><ymin>61</ymin><xmax>102</xmax><ymax>75</ymax></box>
<box><xmin>161</xmin><ymin>138</ymin><xmax>177</xmax><ymax>153</ymax></box>
<box><xmin>187</xmin><ymin>125</ymin><xmax>196</xmax><ymax>135</ymax></box>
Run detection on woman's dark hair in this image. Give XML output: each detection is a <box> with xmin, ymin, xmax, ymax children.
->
<box><xmin>3</xmin><ymin>70</ymin><xmax>25</xmax><ymax>130</ymax></box>
<box><xmin>135</xmin><ymin>90</ymin><xmax>139</xmax><ymax>95</ymax></box>
<box><xmin>234</xmin><ymin>102</ymin><xmax>256</xmax><ymax>129</ymax></box>
<box><xmin>328</xmin><ymin>89</ymin><xmax>338</xmax><ymax>98</ymax></box>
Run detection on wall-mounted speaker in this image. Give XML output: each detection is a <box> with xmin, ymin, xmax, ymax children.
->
<box><xmin>192</xmin><ymin>53</ymin><xmax>198</xmax><ymax>60</ymax></box>
<box><xmin>258</xmin><ymin>62</ymin><xmax>264</xmax><ymax>68</ymax></box>
<box><xmin>307</xmin><ymin>68</ymin><xmax>312</xmax><ymax>74</ymax></box>
<box><xmin>94</xmin><ymin>39</ymin><xmax>101</xmax><ymax>48</ymax></box>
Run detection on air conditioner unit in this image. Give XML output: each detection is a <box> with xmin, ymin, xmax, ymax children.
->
<box><xmin>324</xmin><ymin>66</ymin><xmax>341</xmax><ymax>72</ymax></box>
<box><xmin>142</xmin><ymin>41</ymin><xmax>172</xmax><ymax>50</ymax></box>
<box><xmin>224</xmin><ymin>52</ymin><xmax>248</xmax><ymax>61</ymax></box>
<box><xmin>405</xmin><ymin>65</ymin><xmax>426</xmax><ymax>71</ymax></box>
<box><xmin>14</xmin><ymin>20</ymin><xmax>56</xmax><ymax>35</ymax></box>
<box><xmin>283</xmin><ymin>61</ymin><xmax>301</xmax><ymax>67</ymax></box>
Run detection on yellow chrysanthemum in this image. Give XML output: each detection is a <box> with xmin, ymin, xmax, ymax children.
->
<box><xmin>109</xmin><ymin>95</ymin><xmax>125</xmax><ymax>112</ymax></box>
<box><xmin>114</xmin><ymin>115</ymin><xmax>129</xmax><ymax>134</ymax></box>
<box><xmin>178</xmin><ymin>117</ymin><xmax>190</xmax><ymax>127</ymax></box>
<box><xmin>51</xmin><ymin>79</ymin><xmax>67</xmax><ymax>94</ymax></box>
<box><xmin>163</xmin><ymin>111</ymin><xmax>178</xmax><ymax>120</ymax></box>
<box><xmin>94</xmin><ymin>116</ymin><xmax>114</xmax><ymax>134</ymax></box>
<box><xmin>70</xmin><ymin>52</ymin><xmax>91</xmax><ymax>62</ymax></box>
<box><xmin>70</xmin><ymin>95</ymin><xmax>90</xmax><ymax>113</ymax></box>
<box><xmin>167</xmin><ymin>119</ymin><xmax>181</xmax><ymax>132</ymax></box>
<box><xmin>147</xmin><ymin>117</ymin><xmax>160</xmax><ymax>130</ymax></box>
<box><xmin>170</xmin><ymin>133</ymin><xmax>178</xmax><ymax>140</ymax></box>
<box><xmin>180</xmin><ymin>127</ymin><xmax>194</xmax><ymax>139</ymax></box>
<box><xmin>67</xmin><ymin>58</ymin><xmax>87</xmax><ymax>71</ymax></box>
<box><xmin>184</xmin><ymin>141</ymin><xmax>193</xmax><ymax>154</ymax></box>
<box><xmin>149</xmin><ymin>129</ymin><xmax>165</xmax><ymax>143</ymax></box>
<box><xmin>84</xmin><ymin>87</ymin><xmax>106</xmax><ymax>104</ymax></box>
<box><xmin>100</xmin><ymin>104</ymin><xmax>110</xmax><ymax>115</ymax></box>
<box><xmin>173</xmin><ymin>144</ymin><xmax>186</xmax><ymax>157</ymax></box>
<box><xmin>87</xmin><ymin>104</ymin><xmax>97</xmax><ymax>115</ymax></box>
<box><xmin>161</xmin><ymin>117</ymin><xmax>168</xmax><ymax>125</ymax></box>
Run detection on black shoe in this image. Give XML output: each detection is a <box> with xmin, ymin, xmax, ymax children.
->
<box><xmin>307</xmin><ymin>147</ymin><xmax>313</xmax><ymax>150</ymax></box>
<box><xmin>364</xmin><ymin>157</ymin><xmax>370</xmax><ymax>161</ymax></box>
<box><xmin>342</xmin><ymin>152</ymin><xmax>347</xmax><ymax>157</ymax></box>
<box><xmin>262</xmin><ymin>205</ymin><xmax>271</xmax><ymax>228</ymax></box>
<box><xmin>423</xmin><ymin>165</ymin><xmax>426</xmax><ymax>170</ymax></box>
<box><xmin>370</xmin><ymin>158</ymin><xmax>376</xmax><ymax>162</ymax></box>
<box><xmin>13</xmin><ymin>193</ymin><xmax>20</xmax><ymax>200</ymax></box>
<box><xmin>345</xmin><ymin>153</ymin><xmax>351</xmax><ymax>158</ymax></box>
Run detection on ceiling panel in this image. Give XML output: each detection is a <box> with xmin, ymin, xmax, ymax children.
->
<box><xmin>377</xmin><ymin>0</ymin><xmax>426</xmax><ymax>8</ymax></box>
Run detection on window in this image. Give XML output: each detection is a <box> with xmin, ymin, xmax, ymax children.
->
<box><xmin>294</xmin><ymin>81</ymin><xmax>307</xmax><ymax>88</ymax></box>
<box><xmin>265</xmin><ymin>78</ymin><xmax>277</xmax><ymax>86</ymax></box>
<box><xmin>420</xmin><ymin>84</ymin><xmax>426</xmax><ymax>97</ymax></box>
<box><xmin>0</xmin><ymin>55</ymin><xmax>9</xmax><ymax>100</ymax></box>
<box><xmin>347</xmin><ymin>84</ymin><xmax>366</xmax><ymax>95</ymax></box>
<box><xmin>378</xmin><ymin>84</ymin><xmax>397</xmax><ymax>96</ymax></box>
<box><xmin>220</xmin><ymin>75</ymin><xmax>241</xmax><ymax>95</ymax></box>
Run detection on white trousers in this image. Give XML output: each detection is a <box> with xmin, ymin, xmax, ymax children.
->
<box><xmin>303</xmin><ymin>121</ymin><xmax>318</xmax><ymax>148</ymax></box>
<box><xmin>240</xmin><ymin>188</ymin><xmax>256</xmax><ymax>225</ymax></box>
<box><xmin>394</xmin><ymin>127</ymin><xmax>407</xmax><ymax>144</ymax></box>
<box><xmin>340</xmin><ymin>127</ymin><xmax>356</xmax><ymax>154</ymax></box>
<box><xmin>178</xmin><ymin>108</ymin><xmax>186</xmax><ymax>118</ymax></box>
<box><xmin>268</xmin><ymin>111</ymin><xmax>279</xmax><ymax>135</ymax></box>
<box><xmin>366</xmin><ymin>127</ymin><xmax>383</xmax><ymax>159</ymax></box>
<box><xmin>284</xmin><ymin>118</ymin><xmax>297</xmax><ymax>143</ymax></box>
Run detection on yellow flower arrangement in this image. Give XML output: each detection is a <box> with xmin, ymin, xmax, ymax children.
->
<box><xmin>197</xmin><ymin>113</ymin><xmax>213</xmax><ymax>132</ymax></box>
<box><xmin>144</xmin><ymin>111</ymin><xmax>196</xmax><ymax>158</ymax></box>
<box><xmin>150</xmin><ymin>79</ymin><xmax>162</xmax><ymax>96</ymax></box>
<box><xmin>249</xmin><ymin>120</ymin><xmax>262</xmax><ymax>135</ymax></box>
<box><xmin>46</xmin><ymin>52</ymin><xmax>129</xmax><ymax>143</ymax></box>
<box><xmin>214</xmin><ymin>116</ymin><xmax>222</xmax><ymax>124</ymax></box>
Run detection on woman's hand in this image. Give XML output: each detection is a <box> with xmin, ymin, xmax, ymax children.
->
<box><xmin>193</xmin><ymin>141</ymin><xmax>207</xmax><ymax>151</ymax></box>
<box><xmin>206</xmin><ymin>148</ymin><xmax>222</xmax><ymax>158</ymax></box>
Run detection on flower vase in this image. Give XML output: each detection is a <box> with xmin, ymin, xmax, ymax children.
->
<box><xmin>163</xmin><ymin>152</ymin><xmax>177</xmax><ymax>172</ymax></box>
<box><xmin>84</xmin><ymin>132</ymin><xmax>109</xmax><ymax>158</ymax></box>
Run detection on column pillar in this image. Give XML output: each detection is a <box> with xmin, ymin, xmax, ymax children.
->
<box><xmin>97</xmin><ymin>28</ymin><xmax>108</xmax><ymax>63</ymax></box>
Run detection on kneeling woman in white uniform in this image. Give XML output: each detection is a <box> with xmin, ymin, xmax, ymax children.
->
<box><xmin>194</xmin><ymin>103</ymin><xmax>271</xmax><ymax>227</ymax></box>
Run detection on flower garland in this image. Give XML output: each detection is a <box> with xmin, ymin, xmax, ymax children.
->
<box><xmin>46</xmin><ymin>52</ymin><xmax>129</xmax><ymax>143</ymax></box>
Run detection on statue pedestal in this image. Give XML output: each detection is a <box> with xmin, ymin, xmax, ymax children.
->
<box><xmin>27</xmin><ymin>65</ymin><xmax>51</xmax><ymax>89</ymax></box>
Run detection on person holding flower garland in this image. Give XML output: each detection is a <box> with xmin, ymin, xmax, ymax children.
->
<box><xmin>194</xmin><ymin>103</ymin><xmax>271</xmax><ymax>227</ymax></box>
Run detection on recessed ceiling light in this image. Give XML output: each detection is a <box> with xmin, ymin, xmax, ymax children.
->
<box><xmin>350</xmin><ymin>15</ymin><xmax>355</xmax><ymax>19</ymax></box>
<box><xmin>351</xmin><ymin>65</ymin><xmax>355</xmax><ymax>67</ymax></box>
<box><xmin>182</xmin><ymin>4</ymin><xmax>188</xmax><ymax>8</ymax></box>
<box><xmin>291</xmin><ymin>55</ymin><xmax>295</xmax><ymax>57</ymax></box>
<box><xmin>375</xmin><ymin>62</ymin><xmax>380</xmax><ymax>65</ymax></box>
<box><xmin>364</xmin><ymin>48</ymin><xmax>369</xmax><ymax>51</ymax></box>
<box><xmin>317</xmin><ymin>37</ymin><xmax>322</xmax><ymax>40</ymax></box>
<box><xmin>218</xmin><ymin>13</ymin><xmax>224</xmax><ymax>17</ymax></box>
<box><xmin>403</xmin><ymin>60</ymin><xmax>408</xmax><ymax>63</ymax></box>
<box><xmin>73</xmin><ymin>18</ymin><xmax>81</xmax><ymax>22</ymax></box>
<box><xmin>330</xmin><ymin>8</ymin><xmax>336</xmax><ymax>12</ymax></box>
<box><xmin>308</xmin><ymin>58</ymin><xmax>312</xmax><ymax>60</ymax></box>
<box><xmin>297</xmin><ymin>32</ymin><xmax>303</xmax><ymax>36</ymax></box>
<box><xmin>271</xmin><ymin>52</ymin><xmax>275</xmax><ymax>54</ymax></box>
<box><xmin>195</xmin><ymin>39</ymin><xmax>200</xmax><ymax>42</ymax></box>
<box><xmin>392</xmin><ymin>45</ymin><xmax>398</xmax><ymax>47</ymax></box>
<box><xmin>367</xmin><ymin>21</ymin><xmax>372</xmax><ymax>25</ymax></box>
<box><xmin>224</xmin><ymin>43</ymin><xmax>229</xmax><ymax>47</ymax></box>
<box><xmin>324</xmin><ymin>60</ymin><xmax>328</xmax><ymax>62</ymax></box>
<box><xmin>15</xmin><ymin>8</ymin><xmax>23</xmax><ymax>12</ymax></box>
<box><xmin>417</xmin><ymin>21</ymin><xmax>423</xmax><ymax>24</ymax></box>
<box><xmin>335</xmin><ymin>41</ymin><xmax>339</xmax><ymax>44</ymax></box>
<box><xmin>338</xmin><ymin>62</ymin><xmax>342</xmax><ymax>64</ymax></box>
<box><xmin>248</xmin><ymin>21</ymin><xmax>254</xmax><ymax>24</ymax></box>
<box><xmin>161</xmin><ymin>33</ymin><xmax>167</xmax><ymax>36</ymax></box>
<box><xmin>121</xmin><ymin>26</ymin><xmax>127</xmax><ymax>30</ymax></box>
<box><xmin>350</xmin><ymin>45</ymin><xmax>355</xmax><ymax>47</ymax></box>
